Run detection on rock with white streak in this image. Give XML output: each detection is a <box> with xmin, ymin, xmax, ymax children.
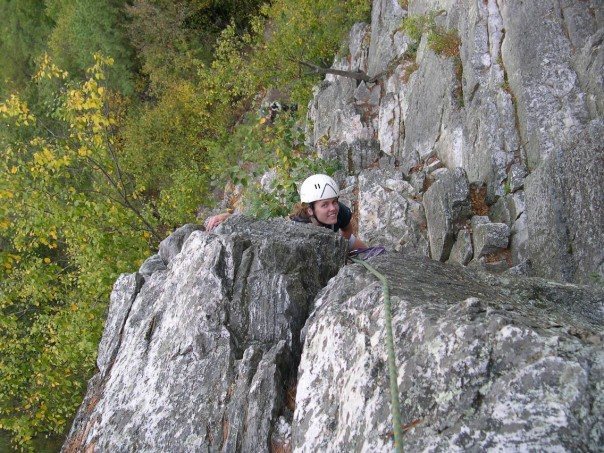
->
<box><xmin>293</xmin><ymin>254</ymin><xmax>604</xmax><ymax>452</ymax></box>
<box><xmin>63</xmin><ymin>217</ymin><xmax>346</xmax><ymax>452</ymax></box>
<box><xmin>423</xmin><ymin>168</ymin><xmax>471</xmax><ymax>261</ymax></box>
<box><xmin>358</xmin><ymin>168</ymin><xmax>429</xmax><ymax>255</ymax></box>
<box><xmin>158</xmin><ymin>223</ymin><xmax>203</xmax><ymax>265</ymax></box>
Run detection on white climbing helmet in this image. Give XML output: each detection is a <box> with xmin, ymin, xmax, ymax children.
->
<box><xmin>299</xmin><ymin>174</ymin><xmax>339</xmax><ymax>203</ymax></box>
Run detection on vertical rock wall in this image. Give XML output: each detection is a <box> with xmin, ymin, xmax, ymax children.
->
<box><xmin>307</xmin><ymin>0</ymin><xmax>603</xmax><ymax>284</ymax></box>
<box><xmin>293</xmin><ymin>255</ymin><xmax>604</xmax><ymax>451</ymax></box>
<box><xmin>63</xmin><ymin>219</ymin><xmax>346</xmax><ymax>452</ymax></box>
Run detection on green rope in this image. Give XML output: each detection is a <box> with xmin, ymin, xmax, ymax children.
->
<box><xmin>350</xmin><ymin>257</ymin><xmax>403</xmax><ymax>453</ymax></box>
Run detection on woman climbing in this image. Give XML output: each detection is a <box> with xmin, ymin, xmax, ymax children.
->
<box><xmin>205</xmin><ymin>174</ymin><xmax>367</xmax><ymax>250</ymax></box>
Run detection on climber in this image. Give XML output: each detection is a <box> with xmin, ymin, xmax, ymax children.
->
<box><xmin>204</xmin><ymin>174</ymin><xmax>367</xmax><ymax>250</ymax></box>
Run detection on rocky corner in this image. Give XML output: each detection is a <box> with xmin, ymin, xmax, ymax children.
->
<box><xmin>65</xmin><ymin>0</ymin><xmax>603</xmax><ymax>451</ymax></box>
<box><xmin>308</xmin><ymin>0</ymin><xmax>603</xmax><ymax>284</ymax></box>
<box><xmin>64</xmin><ymin>216</ymin><xmax>603</xmax><ymax>451</ymax></box>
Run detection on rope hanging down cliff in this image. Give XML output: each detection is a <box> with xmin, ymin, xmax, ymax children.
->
<box><xmin>349</xmin><ymin>257</ymin><xmax>404</xmax><ymax>453</ymax></box>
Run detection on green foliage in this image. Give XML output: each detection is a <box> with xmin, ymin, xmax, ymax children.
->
<box><xmin>252</xmin><ymin>0</ymin><xmax>371</xmax><ymax>107</ymax></box>
<box><xmin>399</xmin><ymin>11</ymin><xmax>460</xmax><ymax>59</ymax></box>
<box><xmin>399</xmin><ymin>15</ymin><xmax>431</xmax><ymax>43</ymax></box>
<box><xmin>46</xmin><ymin>0</ymin><xmax>136</xmax><ymax>95</ymax></box>
<box><xmin>503</xmin><ymin>179</ymin><xmax>511</xmax><ymax>195</ymax></box>
<box><xmin>126</xmin><ymin>0</ymin><xmax>264</xmax><ymax>92</ymax></box>
<box><xmin>208</xmin><ymin>112</ymin><xmax>340</xmax><ymax>218</ymax></box>
<box><xmin>0</xmin><ymin>0</ymin><xmax>371</xmax><ymax>449</ymax></box>
<box><xmin>0</xmin><ymin>56</ymin><xmax>151</xmax><ymax>450</ymax></box>
<box><xmin>0</xmin><ymin>1</ymin><xmax>53</xmax><ymax>98</ymax></box>
<box><xmin>120</xmin><ymin>81</ymin><xmax>212</xmax><ymax>195</ymax></box>
<box><xmin>427</xmin><ymin>28</ymin><xmax>461</xmax><ymax>58</ymax></box>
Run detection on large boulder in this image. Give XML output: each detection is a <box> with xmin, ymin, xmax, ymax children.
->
<box><xmin>63</xmin><ymin>217</ymin><xmax>347</xmax><ymax>452</ymax></box>
<box><xmin>293</xmin><ymin>253</ymin><xmax>604</xmax><ymax>451</ymax></box>
<box><xmin>357</xmin><ymin>167</ymin><xmax>429</xmax><ymax>255</ymax></box>
<box><xmin>423</xmin><ymin>168</ymin><xmax>471</xmax><ymax>261</ymax></box>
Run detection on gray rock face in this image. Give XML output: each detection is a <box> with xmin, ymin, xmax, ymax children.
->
<box><xmin>306</xmin><ymin>0</ymin><xmax>603</xmax><ymax>283</ymax></box>
<box><xmin>306</xmin><ymin>23</ymin><xmax>378</xmax><ymax>172</ymax></box>
<box><xmin>96</xmin><ymin>273</ymin><xmax>145</xmax><ymax>375</ymax></box>
<box><xmin>367</xmin><ymin>0</ymin><xmax>407</xmax><ymax>78</ymax></box>
<box><xmin>423</xmin><ymin>168</ymin><xmax>471</xmax><ymax>261</ymax></box>
<box><xmin>357</xmin><ymin>168</ymin><xmax>429</xmax><ymax>254</ymax></box>
<box><xmin>138</xmin><ymin>253</ymin><xmax>167</xmax><ymax>278</ymax></box>
<box><xmin>473</xmin><ymin>221</ymin><xmax>510</xmax><ymax>257</ymax></box>
<box><xmin>63</xmin><ymin>217</ymin><xmax>346</xmax><ymax>452</ymax></box>
<box><xmin>508</xmin><ymin>163</ymin><xmax>527</xmax><ymax>192</ymax></box>
<box><xmin>293</xmin><ymin>254</ymin><xmax>604</xmax><ymax>452</ymax></box>
<box><xmin>158</xmin><ymin>223</ymin><xmax>203</xmax><ymax>265</ymax></box>
<box><xmin>498</xmin><ymin>0</ymin><xmax>604</xmax><ymax>283</ymax></box>
<box><xmin>448</xmin><ymin>228</ymin><xmax>473</xmax><ymax>265</ymax></box>
<box><xmin>407</xmin><ymin>52</ymin><xmax>462</xmax><ymax>174</ymax></box>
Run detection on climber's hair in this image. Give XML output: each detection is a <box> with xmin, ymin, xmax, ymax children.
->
<box><xmin>290</xmin><ymin>202</ymin><xmax>313</xmax><ymax>220</ymax></box>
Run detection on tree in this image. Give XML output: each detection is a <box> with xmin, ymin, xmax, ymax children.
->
<box><xmin>46</xmin><ymin>0</ymin><xmax>137</xmax><ymax>95</ymax></box>
<box><xmin>0</xmin><ymin>0</ymin><xmax>53</xmax><ymax>97</ymax></box>
<box><xmin>0</xmin><ymin>55</ymin><xmax>151</xmax><ymax>449</ymax></box>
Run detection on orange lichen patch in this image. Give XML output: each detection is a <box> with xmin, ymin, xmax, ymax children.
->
<box><xmin>469</xmin><ymin>184</ymin><xmax>489</xmax><ymax>216</ymax></box>
<box><xmin>484</xmin><ymin>249</ymin><xmax>512</xmax><ymax>266</ymax></box>
<box><xmin>286</xmin><ymin>381</ymin><xmax>297</xmax><ymax>413</ymax></box>
<box><xmin>402</xmin><ymin>418</ymin><xmax>423</xmax><ymax>431</ymax></box>
<box><xmin>423</xmin><ymin>174</ymin><xmax>435</xmax><ymax>193</ymax></box>
<box><xmin>62</xmin><ymin>415</ymin><xmax>99</xmax><ymax>453</ymax></box>
<box><xmin>271</xmin><ymin>439</ymin><xmax>292</xmax><ymax>453</ymax></box>
<box><xmin>409</xmin><ymin>161</ymin><xmax>424</xmax><ymax>174</ymax></box>
<box><xmin>222</xmin><ymin>416</ymin><xmax>230</xmax><ymax>446</ymax></box>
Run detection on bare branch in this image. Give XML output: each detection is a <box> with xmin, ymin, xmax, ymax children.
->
<box><xmin>296</xmin><ymin>60</ymin><xmax>380</xmax><ymax>83</ymax></box>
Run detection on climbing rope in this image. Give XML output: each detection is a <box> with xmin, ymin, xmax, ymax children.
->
<box><xmin>349</xmin><ymin>257</ymin><xmax>404</xmax><ymax>453</ymax></box>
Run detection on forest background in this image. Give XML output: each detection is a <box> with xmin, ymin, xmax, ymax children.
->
<box><xmin>0</xmin><ymin>0</ymin><xmax>370</xmax><ymax>449</ymax></box>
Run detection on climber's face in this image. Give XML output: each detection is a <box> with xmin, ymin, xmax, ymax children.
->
<box><xmin>308</xmin><ymin>197</ymin><xmax>339</xmax><ymax>225</ymax></box>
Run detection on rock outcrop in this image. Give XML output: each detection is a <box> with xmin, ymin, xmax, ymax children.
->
<box><xmin>63</xmin><ymin>217</ymin><xmax>346</xmax><ymax>452</ymax></box>
<box><xmin>65</xmin><ymin>219</ymin><xmax>604</xmax><ymax>452</ymax></box>
<box><xmin>307</xmin><ymin>0</ymin><xmax>603</xmax><ymax>284</ymax></box>
<box><xmin>294</xmin><ymin>254</ymin><xmax>603</xmax><ymax>451</ymax></box>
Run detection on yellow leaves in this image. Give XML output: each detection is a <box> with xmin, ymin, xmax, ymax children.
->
<box><xmin>34</xmin><ymin>53</ymin><xmax>69</xmax><ymax>81</ymax></box>
<box><xmin>31</xmin><ymin>147</ymin><xmax>71</xmax><ymax>174</ymax></box>
<box><xmin>33</xmin><ymin>148</ymin><xmax>55</xmax><ymax>165</ymax></box>
<box><xmin>0</xmin><ymin>189</ymin><xmax>14</xmax><ymax>199</ymax></box>
<box><xmin>10</xmin><ymin>166</ymin><xmax>18</xmax><ymax>174</ymax></box>
<box><xmin>43</xmin><ymin>258</ymin><xmax>51</xmax><ymax>264</ymax></box>
<box><xmin>88</xmin><ymin>53</ymin><xmax>114</xmax><ymax>81</ymax></box>
<box><xmin>70</xmin><ymin>303</ymin><xmax>78</xmax><ymax>312</ymax></box>
<box><xmin>77</xmin><ymin>147</ymin><xmax>91</xmax><ymax>157</ymax></box>
<box><xmin>0</xmin><ymin>95</ymin><xmax>36</xmax><ymax>126</ymax></box>
<box><xmin>1</xmin><ymin>252</ymin><xmax>19</xmax><ymax>272</ymax></box>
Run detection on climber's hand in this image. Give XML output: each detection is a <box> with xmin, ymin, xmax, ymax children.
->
<box><xmin>205</xmin><ymin>212</ymin><xmax>231</xmax><ymax>231</ymax></box>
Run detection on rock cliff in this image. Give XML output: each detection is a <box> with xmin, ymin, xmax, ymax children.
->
<box><xmin>64</xmin><ymin>219</ymin><xmax>346</xmax><ymax>451</ymax></box>
<box><xmin>308</xmin><ymin>0</ymin><xmax>603</xmax><ymax>284</ymax></box>
<box><xmin>64</xmin><ymin>217</ymin><xmax>603</xmax><ymax>451</ymax></box>
<box><xmin>65</xmin><ymin>0</ymin><xmax>603</xmax><ymax>451</ymax></box>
